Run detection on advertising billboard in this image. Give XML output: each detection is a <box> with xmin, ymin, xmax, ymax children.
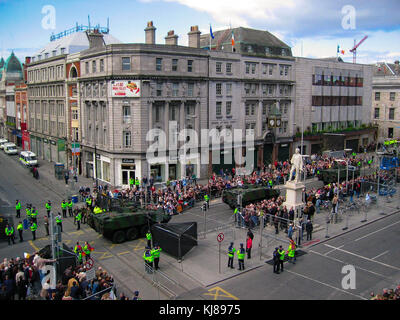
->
<box><xmin>111</xmin><ymin>80</ymin><xmax>141</xmax><ymax>97</ymax></box>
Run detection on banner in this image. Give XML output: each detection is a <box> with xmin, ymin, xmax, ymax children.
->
<box><xmin>111</xmin><ymin>80</ymin><xmax>141</xmax><ymax>97</ymax></box>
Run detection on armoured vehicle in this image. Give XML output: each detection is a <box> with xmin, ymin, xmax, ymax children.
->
<box><xmin>87</xmin><ymin>195</ymin><xmax>172</xmax><ymax>243</ymax></box>
<box><xmin>318</xmin><ymin>167</ymin><xmax>360</xmax><ymax>185</ymax></box>
<box><xmin>222</xmin><ymin>185</ymin><xmax>280</xmax><ymax>209</ymax></box>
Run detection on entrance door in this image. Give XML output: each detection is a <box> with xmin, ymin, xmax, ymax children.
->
<box><xmin>122</xmin><ymin>170</ymin><xmax>135</xmax><ymax>187</ymax></box>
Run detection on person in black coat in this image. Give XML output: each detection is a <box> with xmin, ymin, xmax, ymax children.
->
<box><xmin>273</xmin><ymin>247</ymin><xmax>280</xmax><ymax>274</ymax></box>
<box><xmin>306</xmin><ymin>219</ymin><xmax>313</xmax><ymax>241</ymax></box>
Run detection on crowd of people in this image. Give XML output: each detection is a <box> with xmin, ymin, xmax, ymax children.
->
<box><xmin>370</xmin><ymin>284</ymin><xmax>400</xmax><ymax>300</ymax></box>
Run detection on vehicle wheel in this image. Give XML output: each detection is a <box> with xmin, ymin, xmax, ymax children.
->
<box><xmin>126</xmin><ymin>227</ymin><xmax>139</xmax><ymax>240</ymax></box>
<box><xmin>112</xmin><ymin>230</ymin><xmax>126</xmax><ymax>243</ymax></box>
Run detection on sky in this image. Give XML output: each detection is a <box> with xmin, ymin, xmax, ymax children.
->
<box><xmin>0</xmin><ymin>0</ymin><xmax>399</xmax><ymax>65</ymax></box>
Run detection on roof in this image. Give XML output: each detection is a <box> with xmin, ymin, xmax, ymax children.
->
<box><xmin>0</xmin><ymin>52</ymin><xmax>23</xmax><ymax>82</ymax></box>
<box><xmin>373</xmin><ymin>62</ymin><xmax>400</xmax><ymax>77</ymax></box>
<box><xmin>32</xmin><ymin>31</ymin><xmax>121</xmax><ymax>62</ymax></box>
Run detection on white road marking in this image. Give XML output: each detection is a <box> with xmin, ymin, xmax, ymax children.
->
<box><xmin>324</xmin><ymin>245</ymin><xmax>344</xmax><ymax>256</ymax></box>
<box><xmin>324</xmin><ymin>244</ymin><xmax>400</xmax><ymax>271</ymax></box>
<box><xmin>372</xmin><ymin>250</ymin><xmax>389</xmax><ymax>260</ymax></box>
<box><xmin>285</xmin><ymin>269</ymin><xmax>367</xmax><ymax>300</ymax></box>
<box><xmin>354</xmin><ymin>220</ymin><xmax>400</xmax><ymax>242</ymax></box>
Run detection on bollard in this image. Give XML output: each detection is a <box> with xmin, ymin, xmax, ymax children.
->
<box><xmin>361</xmin><ymin>207</ymin><xmax>367</xmax><ymax>223</ymax></box>
<box><xmin>325</xmin><ymin>219</ymin><xmax>330</xmax><ymax>238</ymax></box>
<box><xmin>342</xmin><ymin>211</ymin><xmax>349</xmax><ymax>231</ymax></box>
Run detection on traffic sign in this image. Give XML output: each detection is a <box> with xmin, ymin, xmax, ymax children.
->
<box><xmin>348</xmin><ymin>165</ymin><xmax>356</xmax><ymax>171</ymax></box>
<box><xmin>217</xmin><ymin>233</ymin><xmax>224</xmax><ymax>243</ymax></box>
<box><xmin>85</xmin><ymin>258</ymin><xmax>94</xmax><ymax>270</ymax></box>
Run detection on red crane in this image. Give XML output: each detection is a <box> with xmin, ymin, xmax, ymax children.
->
<box><xmin>349</xmin><ymin>36</ymin><xmax>368</xmax><ymax>64</ymax></box>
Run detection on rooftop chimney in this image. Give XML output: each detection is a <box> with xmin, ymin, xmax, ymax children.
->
<box><xmin>165</xmin><ymin>30</ymin><xmax>178</xmax><ymax>46</ymax></box>
<box><xmin>188</xmin><ymin>25</ymin><xmax>201</xmax><ymax>48</ymax></box>
<box><xmin>87</xmin><ymin>31</ymin><xmax>105</xmax><ymax>49</ymax></box>
<box><xmin>145</xmin><ymin>21</ymin><xmax>156</xmax><ymax>45</ymax></box>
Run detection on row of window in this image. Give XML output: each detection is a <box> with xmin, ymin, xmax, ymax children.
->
<box><xmin>82</xmin><ymin>82</ymin><xmax>107</xmax><ymax>98</ymax></box>
<box><xmin>155</xmin><ymin>82</ymin><xmax>195</xmax><ymax>97</ymax></box>
<box><xmin>120</xmin><ymin>57</ymin><xmax>195</xmax><ymax>73</ymax></box>
<box><xmin>374</xmin><ymin>92</ymin><xmax>396</xmax><ymax>101</ymax></box>
<box><xmin>33</xmin><ymin>48</ymin><xmax>66</xmax><ymax>62</ymax></box>
<box><xmin>312</xmin><ymin>96</ymin><xmax>363</xmax><ymax>107</ymax></box>
<box><xmin>30</xmin><ymin>101</ymin><xmax>65</xmax><ymax>117</ymax></box>
<box><xmin>312</xmin><ymin>121</ymin><xmax>361</xmax><ymax>132</ymax></box>
<box><xmin>244</xmin><ymin>101</ymin><xmax>290</xmax><ymax>116</ymax></box>
<box><xmin>312</xmin><ymin>74</ymin><xmax>363</xmax><ymax>87</ymax></box>
<box><xmin>28</xmin><ymin>65</ymin><xmax>65</xmax><ymax>83</ymax></box>
<box><xmin>215</xmin><ymin>62</ymin><xmax>232</xmax><ymax>74</ymax></box>
<box><xmin>244</xmin><ymin>121</ymin><xmax>289</xmax><ymax>135</ymax></box>
<box><xmin>29</xmin><ymin>118</ymin><xmax>66</xmax><ymax>136</ymax></box>
<box><xmin>243</xmin><ymin>83</ymin><xmax>292</xmax><ymax>96</ymax></box>
<box><xmin>245</xmin><ymin>62</ymin><xmax>291</xmax><ymax>77</ymax></box>
<box><xmin>87</xmin><ymin>126</ymin><xmax>108</xmax><ymax>146</ymax></box>
<box><xmin>374</xmin><ymin>107</ymin><xmax>396</xmax><ymax>120</ymax></box>
<box><xmin>85</xmin><ymin>102</ymin><xmax>107</xmax><ymax>122</ymax></box>
<box><xmin>85</xmin><ymin>59</ymin><xmax>105</xmax><ymax>74</ymax></box>
<box><xmin>28</xmin><ymin>85</ymin><xmax>64</xmax><ymax>98</ymax></box>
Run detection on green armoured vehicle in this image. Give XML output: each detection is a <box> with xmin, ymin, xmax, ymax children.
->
<box><xmin>319</xmin><ymin>167</ymin><xmax>360</xmax><ymax>185</ymax></box>
<box><xmin>222</xmin><ymin>185</ymin><xmax>280</xmax><ymax>209</ymax></box>
<box><xmin>87</xmin><ymin>195</ymin><xmax>171</xmax><ymax>243</ymax></box>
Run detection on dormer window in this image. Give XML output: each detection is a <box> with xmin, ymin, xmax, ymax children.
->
<box><xmin>247</xmin><ymin>45</ymin><xmax>253</xmax><ymax>53</ymax></box>
<box><xmin>60</xmin><ymin>48</ymin><xmax>66</xmax><ymax>54</ymax></box>
<box><xmin>265</xmin><ymin>47</ymin><xmax>270</xmax><ymax>55</ymax></box>
<box><xmin>52</xmin><ymin>50</ymin><xmax>57</xmax><ymax>57</ymax></box>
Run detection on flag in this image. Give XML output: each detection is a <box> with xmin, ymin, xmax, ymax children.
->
<box><xmin>231</xmin><ymin>30</ymin><xmax>235</xmax><ymax>46</ymax></box>
<box><xmin>341</xmin><ymin>50</ymin><xmax>345</xmax><ymax>55</ymax></box>
<box><xmin>337</xmin><ymin>45</ymin><xmax>340</xmax><ymax>53</ymax></box>
<box><xmin>210</xmin><ymin>25</ymin><xmax>214</xmax><ymax>39</ymax></box>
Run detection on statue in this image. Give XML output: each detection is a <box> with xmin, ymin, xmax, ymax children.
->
<box><xmin>288</xmin><ymin>148</ymin><xmax>304</xmax><ymax>182</ymax></box>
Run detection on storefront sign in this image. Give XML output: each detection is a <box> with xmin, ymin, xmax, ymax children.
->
<box><xmin>50</xmin><ymin>140</ymin><xmax>56</xmax><ymax>145</ymax></box>
<box><xmin>111</xmin><ymin>81</ymin><xmax>141</xmax><ymax>97</ymax></box>
<box><xmin>122</xmin><ymin>158</ymin><xmax>135</xmax><ymax>164</ymax></box>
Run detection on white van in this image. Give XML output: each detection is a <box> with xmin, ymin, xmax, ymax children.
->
<box><xmin>3</xmin><ymin>143</ymin><xmax>17</xmax><ymax>155</ymax></box>
<box><xmin>19</xmin><ymin>151</ymin><xmax>38</xmax><ymax>167</ymax></box>
<box><xmin>0</xmin><ymin>139</ymin><xmax>8</xmax><ymax>149</ymax></box>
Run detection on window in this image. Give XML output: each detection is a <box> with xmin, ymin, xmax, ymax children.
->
<box><xmin>156</xmin><ymin>83</ymin><xmax>162</xmax><ymax>97</ymax></box>
<box><xmin>60</xmin><ymin>48</ymin><xmax>66</xmax><ymax>54</ymax></box>
<box><xmin>85</xmin><ymin>62</ymin><xmax>89</xmax><ymax>74</ymax></box>
<box><xmin>72</xmin><ymin>109</ymin><xmax>78</xmax><ymax>120</ymax></box>
<box><xmin>279</xmin><ymin>65</ymin><xmax>284</xmax><ymax>76</ymax></box>
<box><xmin>172</xmin><ymin>59</ymin><xmax>178</xmax><ymax>72</ymax></box>
<box><xmin>250</xmin><ymin>104</ymin><xmax>255</xmax><ymax>116</ymax></box>
<box><xmin>216</xmin><ymin>83</ymin><xmax>222</xmax><ymax>95</ymax></box>
<box><xmin>375</xmin><ymin>92</ymin><xmax>380</xmax><ymax>101</ymax></box>
<box><xmin>216</xmin><ymin>102</ymin><xmax>222</xmax><ymax>117</ymax></box>
<box><xmin>172</xmin><ymin>83</ymin><xmax>179</xmax><ymax>97</ymax></box>
<box><xmin>390</xmin><ymin>92</ymin><xmax>396</xmax><ymax>101</ymax></box>
<box><xmin>156</xmin><ymin>58</ymin><xmax>162</xmax><ymax>71</ymax></box>
<box><xmin>374</xmin><ymin>108</ymin><xmax>380</xmax><ymax>119</ymax></box>
<box><xmin>100</xmin><ymin>59</ymin><xmax>104</xmax><ymax>72</ymax></box>
<box><xmin>268</xmin><ymin>64</ymin><xmax>274</xmax><ymax>76</ymax></box>
<box><xmin>123</xmin><ymin>131</ymin><xmax>131</xmax><ymax>148</ymax></box>
<box><xmin>389</xmin><ymin>108</ymin><xmax>395</xmax><ymax>120</ymax></box>
<box><xmin>226</xmin><ymin>83</ymin><xmax>232</xmax><ymax>96</ymax></box>
<box><xmin>187</xmin><ymin>60</ymin><xmax>193</xmax><ymax>72</ymax></box>
<box><xmin>245</xmin><ymin>63</ymin><xmax>250</xmax><ymax>74</ymax></box>
<box><xmin>122</xmin><ymin>57</ymin><xmax>131</xmax><ymax>71</ymax></box>
<box><xmin>244</xmin><ymin>83</ymin><xmax>250</xmax><ymax>95</ymax></box>
<box><xmin>45</xmin><ymin>53</ymin><xmax>49</xmax><ymax>59</ymax></box>
<box><xmin>245</xmin><ymin>105</ymin><xmax>250</xmax><ymax>116</ymax></box>
<box><xmin>216</xmin><ymin>62</ymin><xmax>222</xmax><ymax>73</ymax></box>
<box><xmin>388</xmin><ymin>128</ymin><xmax>394</xmax><ymax>138</ymax></box>
<box><xmin>226</xmin><ymin>101</ymin><xmax>232</xmax><ymax>116</ymax></box>
<box><xmin>247</xmin><ymin>45</ymin><xmax>253</xmax><ymax>53</ymax></box>
<box><xmin>52</xmin><ymin>50</ymin><xmax>57</xmax><ymax>57</ymax></box>
<box><xmin>92</xmin><ymin>61</ymin><xmax>97</xmax><ymax>73</ymax></box>
<box><xmin>251</xmin><ymin>63</ymin><xmax>256</xmax><ymax>74</ymax></box>
<box><xmin>187</xmin><ymin>83</ymin><xmax>194</xmax><ymax>97</ymax></box>
<box><xmin>281</xmin><ymin>48</ymin><xmax>286</xmax><ymax>56</ymax></box>
<box><xmin>226</xmin><ymin>63</ymin><xmax>232</xmax><ymax>74</ymax></box>
<box><xmin>123</xmin><ymin>106</ymin><xmax>131</xmax><ymax>123</ymax></box>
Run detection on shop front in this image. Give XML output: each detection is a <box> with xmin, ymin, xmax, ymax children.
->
<box><xmin>121</xmin><ymin>159</ymin><xmax>136</xmax><ymax>188</ymax></box>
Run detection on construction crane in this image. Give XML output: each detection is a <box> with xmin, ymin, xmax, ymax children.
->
<box><xmin>349</xmin><ymin>36</ymin><xmax>368</xmax><ymax>64</ymax></box>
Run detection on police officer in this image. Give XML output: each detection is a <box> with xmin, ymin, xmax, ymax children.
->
<box><xmin>56</xmin><ymin>213</ymin><xmax>63</xmax><ymax>233</ymax></box>
<box><xmin>68</xmin><ymin>199</ymin><xmax>73</xmax><ymax>217</ymax></box>
<box><xmin>61</xmin><ymin>200</ymin><xmax>67</xmax><ymax>218</ymax></box>
<box><xmin>74</xmin><ymin>242</ymin><xmax>82</xmax><ymax>255</ymax></box>
<box><xmin>146</xmin><ymin>230</ymin><xmax>152</xmax><ymax>248</ymax></box>
<box><xmin>85</xmin><ymin>196</ymin><xmax>92</xmax><ymax>211</ymax></box>
<box><xmin>143</xmin><ymin>247</ymin><xmax>154</xmax><ymax>274</ymax></box>
<box><xmin>227</xmin><ymin>242</ymin><xmax>236</xmax><ymax>269</ymax></box>
<box><xmin>15</xmin><ymin>200</ymin><xmax>21</xmax><ymax>218</ymax></box>
<box><xmin>287</xmin><ymin>239</ymin><xmax>296</xmax><ymax>264</ymax></box>
<box><xmin>5</xmin><ymin>224</ymin><xmax>15</xmax><ymax>245</ymax></box>
<box><xmin>26</xmin><ymin>204</ymin><xmax>32</xmax><ymax>222</ymax></box>
<box><xmin>151</xmin><ymin>244</ymin><xmax>162</xmax><ymax>270</ymax></box>
<box><xmin>273</xmin><ymin>247</ymin><xmax>280</xmax><ymax>274</ymax></box>
<box><xmin>75</xmin><ymin>210</ymin><xmax>82</xmax><ymax>230</ymax></box>
<box><xmin>45</xmin><ymin>200</ymin><xmax>52</xmax><ymax>218</ymax></box>
<box><xmin>83</xmin><ymin>241</ymin><xmax>93</xmax><ymax>262</ymax></box>
<box><xmin>30</xmin><ymin>207</ymin><xmax>38</xmax><ymax>224</ymax></box>
<box><xmin>204</xmin><ymin>194</ymin><xmax>210</xmax><ymax>209</ymax></box>
<box><xmin>16</xmin><ymin>221</ymin><xmax>24</xmax><ymax>242</ymax></box>
<box><xmin>237</xmin><ymin>243</ymin><xmax>245</xmax><ymax>271</ymax></box>
<box><xmin>277</xmin><ymin>245</ymin><xmax>285</xmax><ymax>272</ymax></box>
<box><xmin>31</xmin><ymin>222</ymin><xmax>38</xmax><ymax>240</ymax></box>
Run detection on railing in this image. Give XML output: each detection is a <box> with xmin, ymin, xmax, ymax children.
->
<box><xmin>50</xmin><ymin>25</ymin><xmax>110</xmax><ymax>42</ymax></box>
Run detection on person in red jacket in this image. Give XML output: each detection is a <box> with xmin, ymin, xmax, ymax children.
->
<box><xmin>246</xmin><ymin>235</ymin><xmax>253</xmax><ymax>259</ymax></box>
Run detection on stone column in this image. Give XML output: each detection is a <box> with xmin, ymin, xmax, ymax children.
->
<box><xmin>164</xmin><ymin>101</ymin><xmax>169</xmax><ymax>151</ymax></box>
<box><xmin>257</xmin><ymin>100</ymin><xmax>262</xmax><ymax>138</ymax></box>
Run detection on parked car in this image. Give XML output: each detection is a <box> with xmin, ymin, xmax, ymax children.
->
<box><xmin>3</xmin><ymin>142</ymin><xmax>17</xmax><ymax>155</ymax></box>
<box><xmin>19</xmin><ymin>151</ymin><xmax>38</xmax><ymax>167</ymax></box>
<box><xmin>0</xmin><ymin>139</ymin><xmax>8</xmax><ymax>149</ymax></box>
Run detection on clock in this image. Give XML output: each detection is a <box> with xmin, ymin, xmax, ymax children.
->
<box><xmin>276</xmin><ymin>119</ymin><xmax>282</xmax><ymax>128</ymax></box>
<box><xmin>268</xmin><ymin>118</ymin><xmax>275</xmax><ymax>128</ymax></box>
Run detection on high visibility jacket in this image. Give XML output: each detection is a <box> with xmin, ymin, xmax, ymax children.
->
<box><xmin>61</xmin><ymin>202</ymin><xmax>67</xmax><ymax>209</ymax></box>
<box><xmin>26</xmin><ymin>208</ymin><xmax>31</xmax><ymax>216</ymax></box>
<box><xmin>287</xmin><ymin>243</ymin><xmax>296</xmax><ymax>258</ymax></box>
<box><xmin>146</xmin><ymin>232</ymin><xmax>152</xmax><ymax>241</ymax></box>
<box><xmin>278</xmin><ymin>249</ymin><xmax>285</xmax><ymax>260</ymax></box>
<box><xmin>5</xmin><ymin>227</ymin><xmax>14</xmax><ymax>236</ymax></box>
<box><xmin>234</xmin><ymin>208</ymin><xmax>238</xmax><ymax>214</ymax></box>
<box><xmin>16</xmin><ymin>202</ymin><xmax>21</xmax><ymax>210</ymax></box>
<box><xmin>143</xmin><ymin>251</ymin><xmax>154</xmax><ymax>263</ymax></box>
<box><xmin>151</xmin><ymin>248</ymin><xmax>162</xmax><ymax>258</ymax></box>
<box><xmin>228</xmin><ymin>247</ymin><xmax>236</xmax><ymax>258</ymax></box>
<box><xmin>78</xmin><ymin>252</ymin><xmax>83</xmax><ymax>263</ymax></box>
<box><xmin>30</xmin><ymin>223</ymin><xmax>37</xmax><ymax>232</ymax></box>
<box><xmin>45</xmin><ymin>203</ymin><xmax>51</xmax><ymax>210</ymax></box>
<box><xmin>74</xmin><ymin>245</ymin><xmax>81</xmax><ymax>254</ymax></box>
<box><xmin>83</xmin><ymin>245</ymin><xmax>91</xmax><ymax>255</ymax></box>
<box><xmin>17</xmin><ymin>223</ymin><xmax>23</xmax><ymax>231</ymax></box>
<box><xmin>237</xmin><ymin>248</ymin><xmax>245</xmax><ymax>260</ymax></box>
<box><xmin>93</xmin><ymin>207</ymin><xmax>103</xmax><ymax>214</ymax></box>
<box><xmin>68</xmin><ymin>201</ymin><xmax>73</xmax><ymax>208</ymax></box>
<box><xmin>75</xmin><ymin>212</ymin><xmax>82</xmax><ymax>221</ymax></box>
<box><xmin>31</xmin><ymin>210</ymin><xmax>38</xmax><ymax>218</ymax></box>
<box><xmin>86</xmin><ymin>198</ymin><xmax>92</xmax><ymax>205</ymax></box>
<box><xmin>129</xmin><ymin>178</ymin><xmax>134</xmax><ymax>185</ymax></box>
<box><xmin>204</xmin><ymin>195</ymin><xmax>209</xmax><ymax>201</ymax></box>
<box><xmin>56</xmin><ymin>216</ymin><xmax>62</xmax><ymax>224</ymax></box>
<box><xmin>135</xmin><ymin>179</ymin><xmax>140</xmax><ymax>186</ymax></box>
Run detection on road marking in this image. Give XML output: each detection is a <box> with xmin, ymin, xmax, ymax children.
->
<box><xmin>354</xmin><ymin>220</ymin><xmax>400</xmax><ymax>242</ymax></box>
<box><xmin>92</xmin><ymin>251</ymin><xmax>114</xmax><ymax>260</ymax></box>
<box><xmin>129</xmin><ymin>239</ymin><xmax>146</xmax><ymax>251</ymax></box>
<box><xmin>117</xmin><ymin>251</ymin><xmax>131</xmax><ymax>256</ymax></box>
<box><xmin>285</xmin><ymin>269</ymin><xmax>367</xmax><ymax>300</ymax></box>
<box><xmin>68</xmin><ymin>230</ymin><xmax>85</xmax><ymax>236</ymax></box>
<box><xmin>372</xmin><ymin>250</ymin><xmax>389</xmax><ymax>260</ymax></box>
<box><xmin>29</xmin><ymin>240</ymin><xmax>40</xmax><ymax>252</ymax></box>
<box><xmin>324</xmin><ymin>244</ymin><xmax>400</xmax><ymax>271</ymax></box>
<box><xmin>324</xmin><ymin>245</ymin><xmax>344</xmax><ymax>256</ymax></box>
<box><xmin>203</xmin><ymin>286</ymin><xmax>239</xmax><ymax>300</ymax></box>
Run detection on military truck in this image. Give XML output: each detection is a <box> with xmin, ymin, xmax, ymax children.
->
<box><xmin>222</xmin><ymin>185</ymin><xmax>280</xmax><ymax>209</ymax></box>
<box><xmin>87</xmin><ymin>194</ymin><xmax>171</xmax><ymax>243</ymax></box>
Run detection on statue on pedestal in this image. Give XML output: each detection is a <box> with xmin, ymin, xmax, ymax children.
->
<box><xmin>288</xmin><ymin>148</ymin><xmax>304</xmax><ymax>183</ymax></box>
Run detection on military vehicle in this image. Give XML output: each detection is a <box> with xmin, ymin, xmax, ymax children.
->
<box><xmin>318</xmin><ymin>167</ymin><xmax>360</xmax><ymax>185</ymax></box>
<box><xmin>222</xmin><ymin>185</ymin><xmax>280</xmax><ymax>209</ymax></box>
<box><xmin>87</xmin><ymin>195</ymin><xmax>172</xmax><ymax>243</ymax></box>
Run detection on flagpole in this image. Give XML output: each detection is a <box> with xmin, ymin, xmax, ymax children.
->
<box><xmin>210</xmin><ymin>24</ymin><xmax>211</xmax><ymax>51</ymax></box>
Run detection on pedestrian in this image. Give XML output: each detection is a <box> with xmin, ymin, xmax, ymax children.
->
<box><xmin>30</xmin><ymin>207</ymin><xmax>38</xmax><ymax>224</ymax></box>
<box><xmin>68</xmin><ymin>199</ymin><xmax>73</xmax><ymax>217</ymax></box>
<box><xmin>247</xmin><ymin>228</ymin><xmax>254</xmax><ymax>241</ymax></box>
<box><xmin>132</xmin><ymin>291</ymin><xmax>140</xmax><ymax>300</ymax></box>
<box><xmin>227</xmin><ymin>242</ymin><xmax>236</xmax><ymax>269</ymax></box>
<box><xmin>143</xmin><ymin>247</ymin><xmax>154</xmax><ymax>274</ymax></box>
<box><xmin>306</xmin><ymin>219</ymin><xmax>313</xmax><ymax>241</ymax></box>
<box><xmin>273</xmin><ymin>247</ymin><xmax>280</xmax><ymax>274</ymax></box>
<box><xmin>15</xmin><ymin>200</ymin><xmax>21</xmax><ymax>218</ymax></box>
<box><xmin>237</xmin><ymin>243</ymin><xmax>245</xmax><ymax>271</ymax></box>
<box><xmin>64</xmin><ymin>171</ymin><xmax>69</xmax><ymax>185</ymax></box>
<box><xmin>287</xmin><ymin>239</ymin><xmax>297</xmax><ymax>264</ymax></box>
<box><xmin>151</xmin><ymin>243</ymin><xmax>162</xmax><ymax>270</ymax></box>
<box><xmin>75</xmin><ymin>210</ymin><xmax>82</xmax><ymax>230</ymax></box>
<box><xmin>246</xmin><ymin>235</ymin><xmax>252</xmax><ymax>259</ymax></box>
<box><xmin>17</xmin><ymin>221</ymin><xmax>23</xmax><ymax>242</ymax></box>
<box><xmin>146</xmin><ymin>230</ymin><xmax>152</xmax><ymax>248</ymax></box>
<box><xmin>56</xmin><ymin>213</ymin><xmax>63</xmax><ymax>233</ymax></box>
<box><xmin>277</xmin><ymin>245</ymin><xmax>285</xmax><ymax>272</ymax></box>
<box><xmin>82</xmin><ymin>241</ymin><xmax>94</xmax><ymax>262</ymax></box>
<box><xmin>61</xmin><ymin>200</ymin><xmax>67</xmax><ymax>218</ymax></box>
<box><xmin>287</xmin><ymin>223</ymin><xmax>294</xmax><ymax>240</ymax></box>
<box><xmin>204</xmin><ymin>194</ymin><xmax>210</xmax><ymax>209</ymax></box>
<box><xmin>31</xmin><ymin>221</ymin><xmax>37</xmax><ymax>240</ymax></box>
<box><xmin>45</xmin><ymin>201</ymin><xmax>52</xmax><ymax>218</ymax></box>
<box><xmin>5</xmin><ymin>224</ymin><xmax>15</xmax><ymax>245</ymax></box>
<box><xmin>274</xmin><ymin>213</ymin><xmax>280</xmax><ymax>234</ymax></box>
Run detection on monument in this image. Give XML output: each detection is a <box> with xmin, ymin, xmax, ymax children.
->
<box><xmin>283</xmin><ymin>148</ymin><xmax>305</xmax><ymax>218</ymax></box>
